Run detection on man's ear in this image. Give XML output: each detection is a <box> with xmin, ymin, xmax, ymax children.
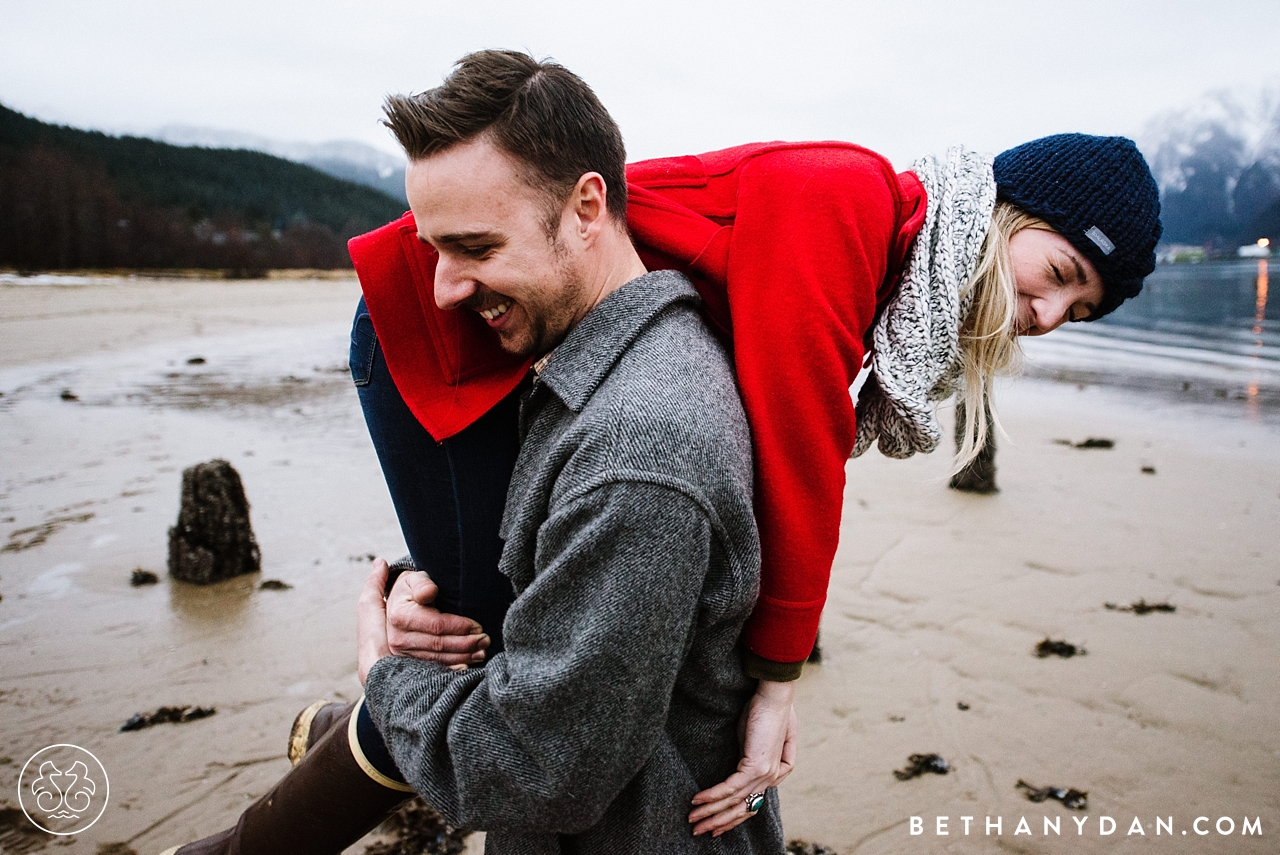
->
<box><xmin>569</xmin><ymin>172</ymin><xmax>609</xmax><ymax>243</ymax></box>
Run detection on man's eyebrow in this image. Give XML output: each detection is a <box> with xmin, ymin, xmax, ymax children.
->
<box><xmin>435</xmin><ymin>230</ymin><xmax>503</xmax><ymax>245</ymax></box>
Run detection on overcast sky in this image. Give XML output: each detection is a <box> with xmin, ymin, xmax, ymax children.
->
<box><xmin>3</xmin><ymin>0</ymin><xmax>1278</xmax><ymax>167</ymax></box>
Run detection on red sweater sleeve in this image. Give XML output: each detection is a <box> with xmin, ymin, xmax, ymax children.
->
<box><xmin>724</xmin><ymin>147</ymin><xmax>901</xmax><ymax>663</ymax></box>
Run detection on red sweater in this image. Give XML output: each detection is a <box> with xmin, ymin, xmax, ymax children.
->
<box><xmin>351</xmin><ymin>141</ymin><xmax>926</xmax><ymax>668</ymax></box>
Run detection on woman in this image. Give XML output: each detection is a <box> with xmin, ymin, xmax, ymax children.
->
<box><xmin>354</xmin><ymin>133</ymin><xmax>1159</xmax><ymax>836</ymax></box>
<box><xmin>165</xmin><ymin>129</ymin><xmax>1160</xmax><ymax>853</ymax></box>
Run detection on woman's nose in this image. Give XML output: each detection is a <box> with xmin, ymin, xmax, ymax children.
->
<box><xmin>1031</xmin><ymin>293</ymin><xmax>1071</xmax><ymax>334</ymax></box>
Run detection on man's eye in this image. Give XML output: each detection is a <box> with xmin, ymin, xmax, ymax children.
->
<box><xmin>460</xmin><ymin>245</ymin><xmax>491</xmax><ymax>258</ymax></box>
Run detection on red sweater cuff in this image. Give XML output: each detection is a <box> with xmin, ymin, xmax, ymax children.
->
<box><xmin>743</xmin><ymin>592</ymin><xmax>825</xmax><ymax>664</ymax></box>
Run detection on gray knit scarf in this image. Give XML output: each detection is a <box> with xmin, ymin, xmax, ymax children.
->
<box><xmin>851</xmin><ymin>147</ymin><xmax>997</xmax><ymax>459</ymax></box>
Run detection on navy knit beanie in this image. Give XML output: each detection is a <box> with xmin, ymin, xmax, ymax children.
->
<box><xmin>993</xmin><ymin>133</ymin><xmax>1162</xmax><ymax>319</ymax></box>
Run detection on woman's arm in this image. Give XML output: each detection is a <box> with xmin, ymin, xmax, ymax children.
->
<box><xmin>688</xmin><ymin>679</ymin><xmax>797</xmax><ymax>836</ymax></box>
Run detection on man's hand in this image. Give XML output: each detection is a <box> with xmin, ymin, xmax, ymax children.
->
<box><xmin>688</xmin><ymin>678</ymin><xmax>797</xmax><ymax>836</ymax></box>
<box><xmin>357</xmin><ymin>559</ymin><xmax>393</xmax><ymax>685</ymax></box>
<box><xmin>386</xmin><ymin>567</ymin><xmax>490</xmax><ymax>668</ymax></box>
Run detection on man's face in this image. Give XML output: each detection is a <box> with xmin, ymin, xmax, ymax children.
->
<box><xmin>406</xmin><ymin>138</ymin><xmax>591</xmax><ymax>358</ymax></box>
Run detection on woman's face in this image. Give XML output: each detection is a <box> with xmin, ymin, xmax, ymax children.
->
<box><xmin>1009</xmin><ymin>227</ymin><xmax>1104</xmax><ymax>336</ymax></box>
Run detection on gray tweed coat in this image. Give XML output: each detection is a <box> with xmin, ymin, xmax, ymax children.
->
<box><xmin>364</xmin><ymin>269</ymin><xmax>784</xmax><ymax>854</ymax></box>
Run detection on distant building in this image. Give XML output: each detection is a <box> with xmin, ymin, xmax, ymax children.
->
<box><xmin>1238</xmin><ymin>238</ymin><xmax>1272</xmax><ymax>258</ymax></box>
<box><xmin>1158</xmin><ymin>244</ymin><xmax>1208</xmax><ymax>263</ymax></box>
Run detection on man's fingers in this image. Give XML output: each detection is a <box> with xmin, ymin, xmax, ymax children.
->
<box><xmin>387</xmin><ymin>630</ymin><xmax>490</xmax><ymax>656</ymax></box>
<box><xmin>356</xmin><ymin>560</ymin><xmax>392</xmax><ymax>685</ymax></box>
<box><xmin>360</xmin><ymin>559</ymin><xmax>390</xmax><ymax>608</ymax></box>
<box><xmin>394</xmin><ymin>648</ymin><xmax>482</xmax><ymax>667</ymax></box>
<box><xmin>386</xmin><ymin>602</ymin><xmax>483</xmax><ymax>634</ymax></box>
<box><xmin>369</xmin><ymin>559</ymin><xmax>391</xmax><ymax>589</ymax></box>
<box><xmin>387</xmin><ymin>567</ymin><xmax>417</xmax><ymax>602</ymax></box>
<box><xmin>403</xmin><ymin>571</ymin><xmax>440</xmax><ymax>606</ymax></box>
<box><xmin>380</xmin><ymin>564</ymin><xmax>489</xmax><ymax>667</ymax></box>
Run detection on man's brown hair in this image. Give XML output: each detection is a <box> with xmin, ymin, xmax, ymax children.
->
<box><xmin>383</xmin><ymin>50</ymin><xmax>627</xmax><ymax>228</ymax></box>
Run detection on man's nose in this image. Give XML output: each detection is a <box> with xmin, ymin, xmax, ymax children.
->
<box><xmin>434</xmin><ymin>255</ymin><xmax>476</xmax><ymax>311</ymax></box>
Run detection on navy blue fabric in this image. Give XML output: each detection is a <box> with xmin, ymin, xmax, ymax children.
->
<box><xmin>350</xmin><ymin>297</ymin><xmax>520</xmax><ymax>656</ymax></box>
<box><xmin>356</xmin><ymin>697</ymin><xmax>406</xmax><ymax>783</ymax></box>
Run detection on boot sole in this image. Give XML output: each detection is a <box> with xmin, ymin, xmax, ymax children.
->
<box><xmin>287</xmin><ymin>699</ymin><xmax>332</xmax><ymax>766</ymax></box>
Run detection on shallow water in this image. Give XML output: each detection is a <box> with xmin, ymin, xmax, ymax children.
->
<box><xmin>1020</xmin><ymin>260</ymin><xmax>1280</xmax><ymax>420</ymax></box>
<box><xmin>1097</xmin><ymin>259</ymin><xmax>1278</xmax><ymax>362</ymax></box>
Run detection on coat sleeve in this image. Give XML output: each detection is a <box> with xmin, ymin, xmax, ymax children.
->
<box><xmin>725</xmin><ymin>146</ymin><xmax>899</xmax><ymax>667</ymax></box>
<box><xmin>363</xmin><ymin>481</ymin><xmax>713</xmax><ymax>833</ymax></box>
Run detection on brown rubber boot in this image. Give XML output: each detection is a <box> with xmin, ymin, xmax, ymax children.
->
<box><xmin>168</xmin><ymin>698</ymin><xmax>414</xmax><ymax>855</ymax></box>
<box><xmin>287</xmin><ymin>699</ymin><xmax>353</xmax><ymax>766</ymax></box>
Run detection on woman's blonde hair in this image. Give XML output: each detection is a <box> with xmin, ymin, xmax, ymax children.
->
<box><xmin>952</xmin><ymin>202</ymin><xmax>1054</xmax><ymax>473</ymax></box>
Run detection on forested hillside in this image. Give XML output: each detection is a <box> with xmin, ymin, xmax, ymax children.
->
<box><xmin>0</xmin><ymin>105</ymin><xmax>405</xmax><ymax>270</ymax></box>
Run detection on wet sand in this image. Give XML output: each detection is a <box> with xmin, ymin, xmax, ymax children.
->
<box><xmin>1</xmin><ymin>275</ymin><xmax>1277</xmax><ymax>854</ymax></box>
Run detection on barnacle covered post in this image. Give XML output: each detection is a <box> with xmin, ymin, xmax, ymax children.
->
<box><xmin>168</xmin><ymin>459</ymin><xmax>261</xmax><ymax>584</ymax></box>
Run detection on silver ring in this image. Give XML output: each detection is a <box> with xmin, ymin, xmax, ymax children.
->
<box><xmin>745</xmin><ymin>791</ymin><xmax>765</xmax><ymax>813</ymax></box>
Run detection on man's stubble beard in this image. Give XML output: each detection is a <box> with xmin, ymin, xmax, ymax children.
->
<box><xmin>502</xmin><ymin>238</ymin><xmax>592</xmax><ymax>360</ymax></box>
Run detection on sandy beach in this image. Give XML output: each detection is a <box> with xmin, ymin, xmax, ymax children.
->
<box><xmin>1</xmin><ymin>274</ymin><xmax>1277</xmax><ymax>854</ymax></box>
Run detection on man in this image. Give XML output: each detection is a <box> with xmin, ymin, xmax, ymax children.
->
<box><xmin>164</xmin><ymin>50</ymin><xmax>782</xmax><ymax>854</ymax></box>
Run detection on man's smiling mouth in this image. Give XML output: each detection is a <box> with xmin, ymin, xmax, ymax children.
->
<box><xmin>479</xmin><ymin>300</ymin><xmax>512</xmax><ymax>321</ymax></box>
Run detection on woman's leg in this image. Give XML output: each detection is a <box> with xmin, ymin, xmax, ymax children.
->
<box><xmin>166</xmin><ymin>702</ymin><xmax>413</xmax><ymax>855</ymax></box>
<box><xmin>350</xmin><ymin>296</ymin><xmax>519</xmax><ymax>653</ymax></box>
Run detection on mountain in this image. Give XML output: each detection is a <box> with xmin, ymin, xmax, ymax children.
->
<box><xmin>0</xmin><ymin>105</ymin><xmax>405</xmax><ymax>271</ymax></box>
<box><xmin>1139</xmin><ymin>86</ymin><xmax>1280</xmax><ymax>248</ymax></box>
<box><xmin>151</xmin><ymin>125</ymin><xmax>408</xmax><ymax>204</ymax></box>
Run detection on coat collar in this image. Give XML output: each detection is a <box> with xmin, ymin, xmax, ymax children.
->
<box><xmin>537</xmin><ymin>269</ymin><xmax>699</xmax><ymax>413</ymax></box>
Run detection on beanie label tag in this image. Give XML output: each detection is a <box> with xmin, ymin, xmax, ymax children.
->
<box><xmin>1084</xmin><ymin>226</ymin><xmax>1115</xmax><ymax>256</ymax></box>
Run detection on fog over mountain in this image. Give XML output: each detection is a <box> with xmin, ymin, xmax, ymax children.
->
<box><xmin>156</xmin><ymin>88</ymin><xmax>1280</xmax><ymax>251</ymax></box>
<box><xmin>152</xmin><ymin>125</ymin><xmax>408</xmax><ymax>204</ymax></box>
<box><xmin>1140</xmin><ymin>85</ymin><xmax>1280</xmax><ymax>247</ymax></box>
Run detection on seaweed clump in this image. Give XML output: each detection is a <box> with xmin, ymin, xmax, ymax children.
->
<box><xmin>1105</xmin><ymin>599</ymin><xmax>1175</xmax><ymax>615</ymax></box>
<box><xmin>893</xmin><ymin>753</ymin><xmax>950</xmax><ymax>781</ymax></box>
<box><xmin>121</xmin><ymin>705</ymin><xmax>216</xmax><ymax>731</ymax></box>
<box><xmin>362</xmin><ymin>798</ymin><xmax>470</xmax><ymax>855</ymax></box>
<box><xmin>1036</xmin><ymin>638</ymin><xmax>1085</xmax><ymax>658</ymax></box>
<box><xmin>130</xmin><ymin>569</ymin><xmax>159</xmax><ymax>586</ymax></box>
<box><xmin>1016</xmin><ymin>779</ymin><xmax>1088</xmax><ymax>810</ymax></box>
<box><xmin>787</xmin><ymin>841</ymin><xmax>842</xmax><ymax>855</ymax></box>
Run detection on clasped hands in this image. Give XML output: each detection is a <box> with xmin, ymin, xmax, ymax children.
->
<box><xmin>355</xmin><ymin>556</ymin><xmax>795</xmax><ymax>837</ymax></box>
<box><xmin>356</xmin><ymin>558</ymin><xmax>489</xmax><ymax>685</ymax></box>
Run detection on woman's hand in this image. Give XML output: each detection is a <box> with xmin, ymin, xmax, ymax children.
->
<box><xmin>385</xmin><ymin>567</ymin><xmax>490</xmax><ymax>667</ymax></box>
<box><xmin>689</xmin><ymin>678</ymin><xmax>798</xmax><ymax>836</ymax></box>
<box><xmin>356</xmin><ymin>559</ymin><xmax>393</xmax><ymax>685</ymax></box>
